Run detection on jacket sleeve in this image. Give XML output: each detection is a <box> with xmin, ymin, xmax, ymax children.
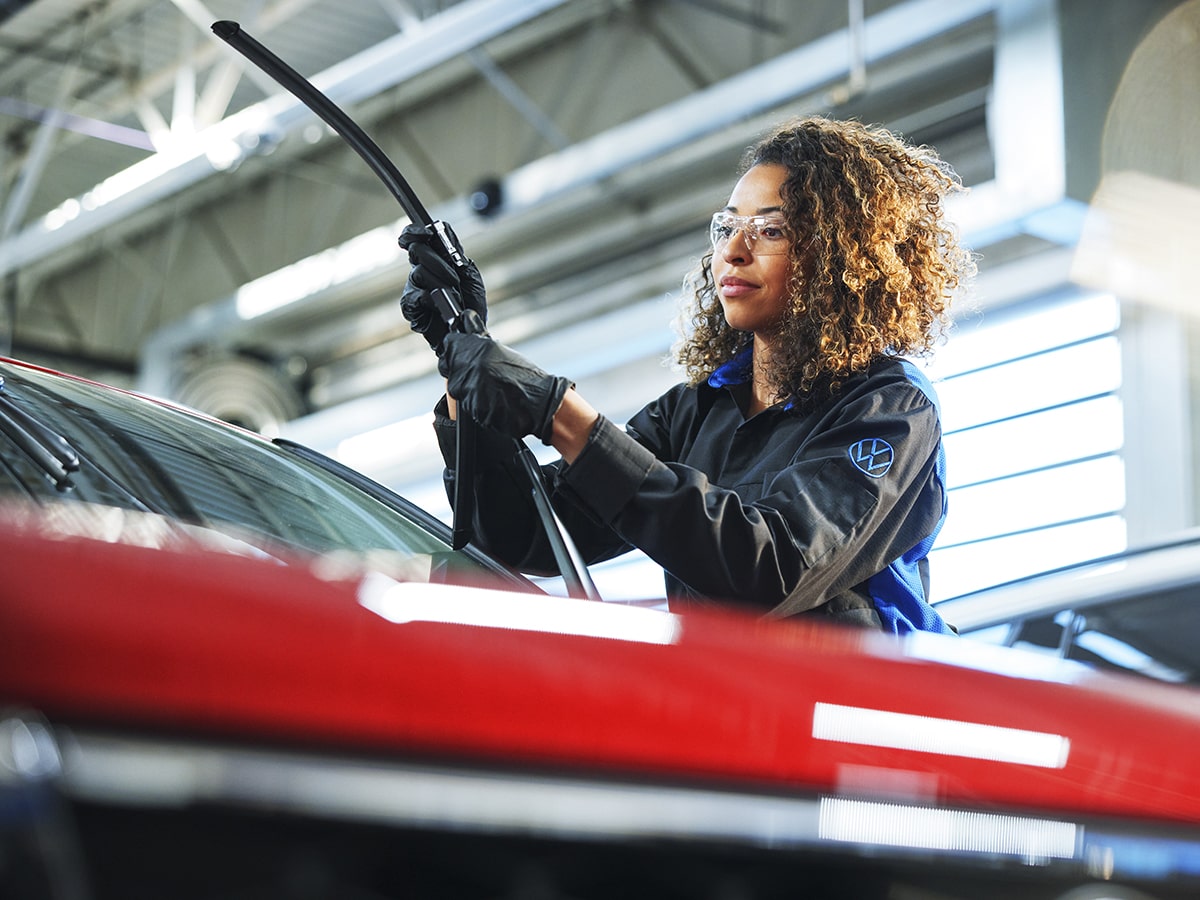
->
<box><xmin>432</xmin><ymin>398</ymin><xmax>634</xmax><ymax>575</ymax></box>
<box><xmin>556</xmin><ymin>378</ymin><xmax>945</xmax><ymax>617</ymax></box>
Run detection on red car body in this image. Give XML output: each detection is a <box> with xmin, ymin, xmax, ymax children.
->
<box><xmin>3</xmin><ymin>504</ymin><xmax>1200</xmax><ymax>899</ymax></box>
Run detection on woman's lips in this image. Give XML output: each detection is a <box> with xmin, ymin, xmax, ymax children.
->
<box><xmin>719</xmin><ymin>276</ymin><xmax>757</xmax><ymax>298</ymax></box>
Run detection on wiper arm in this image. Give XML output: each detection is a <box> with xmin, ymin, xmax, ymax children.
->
<box><xmin>0</xmin><ymin>373</ymin><xmax>156</xmax><ymax>514</ymax></box>
<box><xmin>0</xmin><ymin>374</ymin><xmax>80</xmax><ymax>489</ymax></box>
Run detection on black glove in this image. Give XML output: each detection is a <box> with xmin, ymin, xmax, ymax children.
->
<box><xmin>442</xmin><ymin>333</ymin><xmax>571</xmax><ymax>445</ymax></box>
<box><xmin>398</xmin><ymin>222</ymin><xmax>487</xmax><ymax>369</ymax></box>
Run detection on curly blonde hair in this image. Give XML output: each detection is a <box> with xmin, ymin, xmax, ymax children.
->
<box><xmin>675</xmin><ymin>116</ymin><xmax>976</xmax><ymax>400</ymax></box>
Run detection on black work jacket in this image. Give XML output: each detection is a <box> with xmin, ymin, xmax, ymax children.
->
<box><xmin>434</xmin><ymin>355</ymin><xmax>952</xmax><ymax>634</ymax></box>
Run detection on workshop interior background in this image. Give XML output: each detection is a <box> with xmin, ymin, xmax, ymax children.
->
<box><xmin>2</xmin><ymin>0</ymin><xmax>1196</xmax><ymax>601</ymax></box>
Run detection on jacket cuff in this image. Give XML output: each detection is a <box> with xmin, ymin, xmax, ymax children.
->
<box><xmin>433</xmin><ymin>395</ymin><xmax>524</xmax><ymax>470</ymax></box>
<box><xmin>432</xmin><ymin>396</ymin><xmax>457</xmax><ymax>465</ymax></box>
<box><xmin>559</xmin><ymin>416</ymin><xmax>657</xmax><ymax>523</ymax></box>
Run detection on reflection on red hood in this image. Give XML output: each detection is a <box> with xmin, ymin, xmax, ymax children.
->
<box><xmin>3</xmin><ymin>502</ymin><xmax>1200</xmax><ymax>827</ymax></box>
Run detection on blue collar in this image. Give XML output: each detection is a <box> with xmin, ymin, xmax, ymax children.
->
<box><xmin>708</xmin><ymin>347</ymin><xmax>798</xmax><ymax>413</ymax></box>
<box><xmin>707</xmin><ymin>347</ymin><xmax>754</xmax><ymax>389</ymax></box>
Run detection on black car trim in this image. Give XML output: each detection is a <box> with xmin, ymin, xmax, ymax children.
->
<box><xmin>54</xmin><ymin>727</ymin><xmax>1200</xmax><ymax>886</ymax></box>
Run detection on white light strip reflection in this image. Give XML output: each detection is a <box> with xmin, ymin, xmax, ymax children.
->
<box><xmin>819</xmin><ymin>797</ymin><xmax>1078</xmax><ymax>861</ymax></box>
<box><xmin>64</xmin><ymin>732</ymin><xmax>827</xmax><ymax>846</ymax></box>
<box><xmin>812</xmin><ymin>703</ymin><xmax>1070</xmax><ymax>768</ymax></box>
<box><xmin>64</xmin><ymin>733</ymin><xmax>1085</xmax><ymax>867</ymax></box>
<box><xmin>358</xmin><ymin>575</ymin><xmax>681</xmax><ymax>645</ymax></box>
<box><xmin>904</xmin><ymin>632</ymin><xmax>1089</xmax><ymax>685</ymax></box>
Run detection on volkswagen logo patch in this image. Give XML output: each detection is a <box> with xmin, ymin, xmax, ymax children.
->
<box><xmin>849</xmin><ymin>438</ymin><xmax>894</xmax><ymax>477</ymax></box>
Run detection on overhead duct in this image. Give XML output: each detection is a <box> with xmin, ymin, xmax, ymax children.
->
<box><xmin>139</xmin><ymin>0</ymin><xmax>1007</xmax><ymax>403</ymax></box>
<box><xmin>0</xmin><ymin>0</ymin><xmax>574</xmax><ymax>281</ymax></box>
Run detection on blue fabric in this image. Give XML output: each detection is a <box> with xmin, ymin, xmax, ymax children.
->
<box><xmin>707</xmin><ymin>347</ymin><xmax>754</xmax><ymax>389</ymax></box>
<box><xmin>709</xmin><ymin>352</ymin><xmax>953</xmax><ymax>634</ymax></box>
<box><xmin>866</xmin><ymin>360</ymin><xmax>953</xmax><ymax>635</ymax></box>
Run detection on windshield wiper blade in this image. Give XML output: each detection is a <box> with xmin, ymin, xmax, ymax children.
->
<box><xmin>0</xmin><ymin>375</ymin><xmax>80</xmax><ymax>489</ymax></box>
<box><xmin>215</xmin><ymin>22</ymin><xmax>600</xmax><ymax>600</ymax></box>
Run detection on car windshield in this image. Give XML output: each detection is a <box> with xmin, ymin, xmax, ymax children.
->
<box><xmin>0</xmin><ymin>361</ymin><xmax>518</xmax><ymax>585</ymax></box>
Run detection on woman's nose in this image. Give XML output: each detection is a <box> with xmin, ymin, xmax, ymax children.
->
<box><xmin>721</xmin><ymin>227</ymin><xmax>752</xmax><ymax>262</ymax></box>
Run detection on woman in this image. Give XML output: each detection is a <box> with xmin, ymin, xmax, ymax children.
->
<box><xmin>400</xmin><ymin>116</ymin><xmax>976</xmax><ymax>633</ymax></box>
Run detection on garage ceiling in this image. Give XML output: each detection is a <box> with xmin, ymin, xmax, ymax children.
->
<box><xmin>0</xmin><ymin>0</ymin><xmax>1146</xmax><ymax>449</ymax></box>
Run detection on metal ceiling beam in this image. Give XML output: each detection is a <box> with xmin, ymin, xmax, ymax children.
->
<box><xmin>0</xmin><ymin>0</ymin><xmax>348</xmax><ymax>179</ymax></box>
<box><xmin>0</xmin><ymin>97</ymin><xmax>154</xmax><ymax>150</ymax></box>
<box><xmin>170</xmin><ymin>0</ymin><xmax>291</xmax><ymax>99</ymax></box>
<box><xmin>137</xmin><ymin>0</ymin><xmax>1005</xmax><ymax>400</ymax></box>
<box><xmin>467</xmin><ymin>46</ymin><xmax>572</xmax><ymax>152</ymax></box>
<box><xmin>0</xmin><ymin>0</ymin><xmax>574</xmax><ymax>280</ymax></box>
<box><xmin>499</xmin><ymin>0</ymin><xmax>999</xmax><ymax>218</ymax></box>
<box><xmin>1</xmin><ymin>32</ymin><xmax>86</xmax><ymax>243</ymax></box>
<box><xmin>0</xmin><ymin>0</ymin><xmax>181</xmax><ymax>147</ymax></box>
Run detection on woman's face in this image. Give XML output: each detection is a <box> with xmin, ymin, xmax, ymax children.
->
<box><xmin>711</xmin><ymin>162</ymin><xmax>794</xmax><ymax>337</ymax></box>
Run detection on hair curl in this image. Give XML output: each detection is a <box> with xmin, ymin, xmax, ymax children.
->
<box><xmin>674</xmin><ymin>116</ymin><xmax>976</xmax><ymax>400</ymax></box>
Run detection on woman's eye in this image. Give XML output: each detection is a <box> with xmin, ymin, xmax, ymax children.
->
<box><xmin>759</xmin><ymin>225</ymin><xmax>786</xmax><ymax>240</ymax></box>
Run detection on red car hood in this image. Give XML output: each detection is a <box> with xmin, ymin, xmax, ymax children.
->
<box><xmin>2</xmin><ymin>503</ymin><xmax>1199</xmax><ymax>829</ymax></box>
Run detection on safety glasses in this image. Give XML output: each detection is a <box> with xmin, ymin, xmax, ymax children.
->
<box><xmin>709</xmin><ymin>211</ymin><xmax>791</xmax><ymax>255</ymax></box>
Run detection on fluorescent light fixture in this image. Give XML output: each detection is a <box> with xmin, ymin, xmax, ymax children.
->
<box><xmin>235</xmin><ymin>224</ymin><xmax>404</xmax><ymax>319</ymax></box>
<box><xmin>43</xmin><ymin>197</ymin><xmax>81</xmax><ymax>231</ymax></box>
<box><xmin>812</xmin><ymin>702</ymin><xmax>1070</xmax><ymax>768</ymax></box>
<box><xmin>204</xmin><ymin>138</ymin><xmax>244</xmax><ymax>172</ymax></box>
<box><xmin>357</xmin><ymin>575</ymin><xmax>681</xmax><ymax>646</ymax></box>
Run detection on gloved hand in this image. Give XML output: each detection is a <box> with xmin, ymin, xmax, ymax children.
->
<box><xmin>398</xmin><ymin>222</ymin><xmax>487</xmax><ymax>370</ymax></box>
<box><xmin>442</xmin><ymin>333</ymin><xmax>571</xmax><ymax>445</ymax></box>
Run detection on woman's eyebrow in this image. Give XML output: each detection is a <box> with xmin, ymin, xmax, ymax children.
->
<box><xmin>721</xmin><ymin>204</ymin><xmax>785</xmax><ymax>215</ymax></box>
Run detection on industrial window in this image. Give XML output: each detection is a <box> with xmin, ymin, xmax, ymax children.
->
<box><xmin>927</xmin><ymin>290</ymin><xmax>1125</xmax><ymax>602</ymax></box>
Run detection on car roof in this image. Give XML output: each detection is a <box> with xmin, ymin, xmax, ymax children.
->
<box><xmin>936</xmin><ymin>529</ymin><xmax>1200</xmax><ymax>632</ymax></box>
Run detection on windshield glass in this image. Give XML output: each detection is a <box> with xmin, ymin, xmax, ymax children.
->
<box><xmin>0</xmin><ymin>362</ymin><xmax>515</xmax><ymax>585</ymax></box>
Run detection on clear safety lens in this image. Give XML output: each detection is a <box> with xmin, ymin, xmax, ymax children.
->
<box><xmin>709</xmin><ymin>212</ymin><xmax>791</xmax><ymax>255</ymax></box>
